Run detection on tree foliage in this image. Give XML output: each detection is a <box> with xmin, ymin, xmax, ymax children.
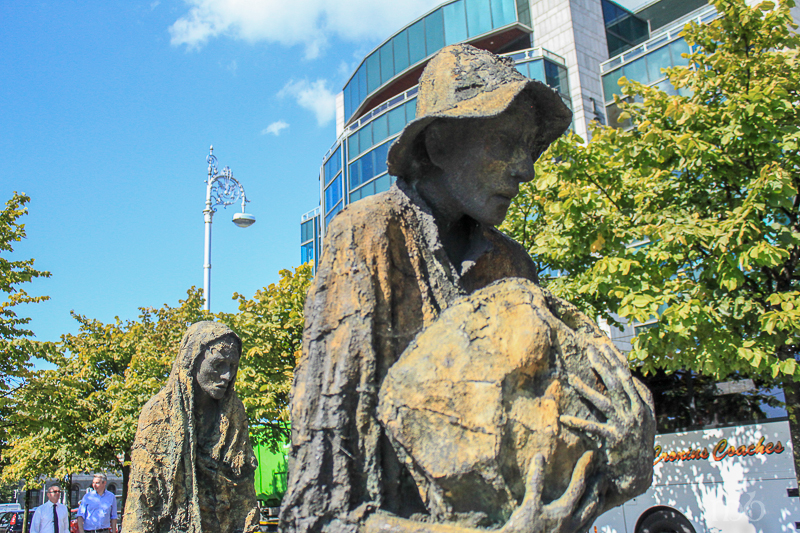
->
<box><xmin>501</xmin><ymin>0</ymin><xmax>800</xmax><ymax>479</ymax></box>
<box><xmin>0</xmin><ymin>264</ymin><xmax>312</xmax><ymax>498</ymax></box>
<box><xmin>226</xmin><ymin>263</ymin><xmax>313</xmax><ymax>451</ymax></box>
<box><xmin>0</xmin><ymin>193</ymin><xmax>52</xmax><ymax>468</ymax></box>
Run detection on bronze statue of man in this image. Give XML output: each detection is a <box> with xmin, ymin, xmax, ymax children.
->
<box><xmin>280</xmin><ymin>44</ymin><xmax>655</xmax><ymax>533</ymax></box>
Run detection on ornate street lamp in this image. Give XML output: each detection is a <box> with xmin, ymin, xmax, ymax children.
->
<box><xmin>203</xmin><ymin>146</ymin><xmax>255</xmax><ymax>311</ymax></box>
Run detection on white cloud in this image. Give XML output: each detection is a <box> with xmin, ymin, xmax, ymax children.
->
<box><xmin>262</xmin><ymin>120</ymin><xmax>290</xmax><ymax>136</ymax></box>
<box><xmin>278</xmin><ymin>79</ymin><xmax>336</xmax><ymax>126</ymax></box>
<box><xmin>226</xmin><ymin>59</ymin><xmax>237</xmax><ymax>74</ymax></box>
<box><xmin>169</xmin><ymin>0</ymin><xmax>443</xmax><ymax>58</ymax></box>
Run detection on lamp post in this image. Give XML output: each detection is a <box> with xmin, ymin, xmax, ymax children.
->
<box><xmin>203</xmin><ymin>146</ymin><xmax>255</xmax><ymax>311</ymax></box>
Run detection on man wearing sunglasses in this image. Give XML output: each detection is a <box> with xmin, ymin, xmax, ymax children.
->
<box><xmin>30</xmin><ymin>485</ymin><xmax>69</xmax><ymax>533</ymax></box>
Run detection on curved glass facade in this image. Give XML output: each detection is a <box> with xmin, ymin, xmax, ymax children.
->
<box><xmin>600</xmin><ymin>5</ymin><xmax>715</xmax><ymax>128</ymax></box>
<box><xmin>342</xmin><ymin>0</ymin><xmax>526</xmax><ymax>125</ymax></box>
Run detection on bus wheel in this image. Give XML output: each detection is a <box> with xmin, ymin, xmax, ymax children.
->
<box><xmin>637</xmin><ymin>508</ymin><xmax>696</xmax><ymax>533</ymax></box>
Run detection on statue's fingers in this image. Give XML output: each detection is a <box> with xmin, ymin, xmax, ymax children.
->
<box><xmin>523</xmin><ymin>453</ymin><xmax>547</xmax><ymax>506</ymax></box>
<box><xmin>568</xmin><ymin>375</ymin><xmax>614</xmax><ymax>416</ymax></box>
<box><xmin>544</xmin><ymin>450</ymin><xmax>594</xmax><ymax>519</ymax></box>
<box><xmin>586</xmin><ymin>345</ymin><xmax>621</xmax><ymax>393</ymax></box>
<box><xmin>560</xmin><ymin>415</ymin><xmax>616</xmax><ymax>441</ymax></box>
<box><xmin>597</xmin><ymin>344</ymin><xmax>640</xmax><ymax>410</ymax></box>
<box><xmin>570</xmin><ymin>476</ymin><xmax>602</xmax><ymax>530</ymax></box>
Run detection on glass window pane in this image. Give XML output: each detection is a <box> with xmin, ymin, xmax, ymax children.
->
<box><xmin>491</xmin><ymin>0</ymin><xmax>516</xmax><ymax>27</ymax></box>
<box><xmin>409</xmin><ymin>20</ymin><xmax>426</xmax><ymax>65</ymax></box>
<box><xmin>669</xmin><ymin>38</ymin><xmax>690</xmax><ymax>66</ymax></box>
<box><xmin>394</xmin><ymin>31</ymin><xmax>410</xmax><ymax>74</ymax></box>
<box><xmin>325</xmin><ymin>202</ymin><xmax>343</xmax><ymax>226</ymax></box>
<box><xmin>343</xmin><ymin>84</ymin><xmax>352</xmax><ymax>124</ymax></box>
<box><xmin>388</xmin><ymin>105</ymin><xmax>406</xmax><ymax>135</ymax></box>
<box><xmin>466</xmin><ymin>0</ymin><xmax>492</xmax><ymax>37</ymax></box>
<box><xmin>646</xmin><ymin>45</ymin><xmax>671</xmax><ymax>82</ymax></box>
<box><xmin>602</xmin><ymin>69</ymin><xmax>623</xmax><ymax>101</ymax></box>
<box><xmin>301</xmin><ymin>242</ymin><xmax>314</xmax><ymax>264</ymax></box>
<box><xmin>374</xmin><ymin>142</ymin><xmax>390</xmax><ymax>175</ymax></box>
<box><xmin>301</xmin><ymin>220</ymin><xmax>313</xmax><ymax>242</ymax></box>
<box><xmin>349</xmin><ymin>188</ymin><xmax>362</xmax><ymax>203</ymax></box>
<box><xmin>367</xmin><ymin>52</ymin><xmax>381</xmax><ymax>95</ymax></box>
<box><xmin>348</xmin><ymin>134</ymin><xmax>359</xmax><ymax>160</ymax></box>
<box><xmin>380</xmin><ymin>42</ymin><xmax>394</xmax><ymax>85</ymax></box>
<box><xmin>528</xmin><ymin>60</ymin><xmax>545</xmax><ymax>83</ymax></box>
<box><xmin>359</xmin><ymin>123</ymin><xmax>373</xmax><ymax>154</ymax></box>
<box><xmin>325</xmin><ymin>176</ymin><xmax>342</xmax><ymax>214</ymax></box>
<box><xmin>349</xmin><ymin>159</ymin><xmax>361</xmax><ymax>189</ymax></box>
<box><xmin>358</xmin><ymin>64</ymin><xmax>368</xmax><ymax>107</ymax></box>
<box><xmin>622</xmin><ymin>56</ymin><xmax>648</xmax><ymax>84</ymax></box>
<box><xmin>375</xmin><ymin>174</ymin><xmax>391</xmax><ymax>194</ymax></box>
<box><xmin>373</xmin><ymin>114</ymin><xmax>388</xmax><ymax>144</ymax></box>
<box><xmin>516</xmin><ymin>0</ymin><xmax>531</xmax><ymax>26</ymax></box>
<box><xmin>444</xmin><ymin>0</ymin><xmax>468</xmax><ymax>45</ymax></box>
<box><xmin>361</xmin><ymin>151</ymin><xmax>374</xmax><ymax>181</ymax></box>
<box><xmin>425</xmin><ymin>9</ymin><xmax>445</xmax><ymax>56</ymax></box>
<box><xmin>544</xmin><ymin>60</ymin><xmax>568</xmax><ymax>94</ymax></box>
<box><xmin>515</xmin><ymin>62</ymin><xmax>530</xmax><ymax>77</ymax></box>
<box><xmin>405</xmin><ymin>98</ymin><xmax>417</xmax><ymax>122</ymax></box>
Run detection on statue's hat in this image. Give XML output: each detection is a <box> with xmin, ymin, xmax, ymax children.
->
<box><xmin>387</xmin><ymin>44</ymin><xmax>573</xmax><ymax>178</ymax></box>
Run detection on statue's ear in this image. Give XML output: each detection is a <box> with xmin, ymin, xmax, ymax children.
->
<box><xmin>422</xmin><ymin>123</ymin><xmax>448</xmax><ymax>172</ymax></box>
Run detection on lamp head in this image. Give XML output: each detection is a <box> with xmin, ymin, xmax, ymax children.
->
<box><xmin>232</xmin><ymin>212</ymin><xmax>256</xmax><ymax>228</ymax></box>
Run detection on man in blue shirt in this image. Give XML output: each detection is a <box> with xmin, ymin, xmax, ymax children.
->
<box><xmin>77</xmin><ymin>474</ymin><xmax>118</xmax><ymax>533</ymax></box>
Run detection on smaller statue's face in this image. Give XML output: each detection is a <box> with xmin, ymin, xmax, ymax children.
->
<box><xmin>424</xmin><ymin>111</ymin><xmax>537</xmax><ymax>226</ymax></box>
<box><xmin>196</xmin><ymin>339</ymin><xmax>239</xmax><ymax>400</ymax></box>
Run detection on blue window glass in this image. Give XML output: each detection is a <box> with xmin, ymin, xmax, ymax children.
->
<box><xmin>349</xmin><ymin>187</ymin><xmax>362</xmax><ymax>203</ymax></box>
<box><xmin>622</xmin><ymin>56</ymin><xmax>648</xmax><ymax>84</ymax></box>
<box><xmin>491</xmin><ymin>0</ymin><xmax>516</xmax><ymax>27</ymax></box>
<box><xmin>349</xmin><ymin>159</ymin><xmax>361</xmax><ymax>189</ymax></box>
<box><xmin>669</xmin><ymin>38</ymin><xmax>690</xmax><ymax>66</ymax></box>
<box><xmin>425</xmin><ymin>9</ymin><xmax>445</xmax><ymax>57</ymax></box>
<box><xmin>375</xmin><ymin>174</ymin><xmax>391</xmax><ymax>194</ymax></box>
<box><xmin>515</xmin><ymin>62</ymin><xmax>529</xmax><ymax>77</ymax></box>
<box><xmin>348</xmin><ymin>134</ymin><xmax>359</xmax><ymax>160</ymax></box>
<box><xmin>373</xmin><ymin>113</ymin><xmax>389</xmax><ymax>144</ymax></box>
<box><xmin>301</xmin><ymin>220</ymin><xmax>314</xmax><ymax>243</ymax></box>
<box><xmin>367</xmin><ymin>52</ymin><xmax>381</xmax><ymax>95</ymax></box>
<box><xmin>343</xmin><ymin>84</ymin><xmax>352</xmax><ymax>125</ymax></box>
<box><xmin>515</xmin><ymin>0</ymin><xmax>531</xmax><ymax>26</ymax></box>
<box><xmin>466</xmin><ymin>0</ymin><xmax>492</xmax><ymax>37</ymax></box>
<box><xmin>360</xmin><ymin>180</ymin><xmax>376</xmax><ymax>201</ymax></box>
<box><xmin>325</xmin><ymin>202</ymin><xmax>343</xmax><ymax>226</ymax></box>
<box><xmin>646</xmin><ymin>45</ymin><xmax>671</xmax><ymax>82</ymax></box>
<box><xmin>394</xmin><ymin>31</ymin><xmax>410</xmax><ymax>74</ymax></box>
<box><xmin>388</xmin><ymin>105</ymin><xmax>406</xmax><ymax>135</ymax></box>
<box><xmin>409</xmin><ymin>20</ymin><xmax>426</xmax><ymax>64</ymax></box>
<box><xmin>374</xmin><ymin>142</ymin><xmax>390</xmax><ymax>176</ymax></box>
<box><xmin>380</xmin><ymin>42</ymin><xmax>394</xmax><ymax>85</ymax></box>
<box><xmin>602</xmin><ymin>68</ymin><xmax>623</xmax><ymax>102</ymax></box>
<box><xmin>357</xmin><ymin>64</ymin><xmax>368</xmax><ymax>108</ymax></box>
<box><xmin>405</xmin><ymin>98</ymin><xmax>417</xmax><ymax>121</ymax></box>
<box><xmin>544</xmin><ymin>60</ymin><xmax>568</xmax><ymax>95</ymax></box>
<box><xmin>359</xmin><ymin>123</ymin><xmax>373</xmax><ymax>154</ymax></box>
<box><xmin>325</xmin><ymin>176</ymin><xmax>342</xmax><ymax>214</ymax></box>
<box><xmin>361</xmin><ymin>150</ymin><xmax>374</xmax><ymax>182</ymax></box>
<box><xmin>324</xmin><ymin>146</ymin><xmax>341</xmax><ymax>186</ymax></box>
<box><xmin>444</xmin><ymin>0</ymin><xmax>468</xmax><ymax>45</ymax></box>
<box><xmin>528</xmin><ymin>59</ymin><xmax>545</xmax><ymax>83</ymax></box>
<box><xmin>301</xmin><ymin>242</ymin><xmax>314</xmax><ymax>264</ymax></box>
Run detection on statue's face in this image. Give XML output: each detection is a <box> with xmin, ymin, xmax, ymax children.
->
<box><xmin>424</xmin><ymin>112</ymin><xmax>536</xmax><ymax>226</ymax></box>
<box><xmin>196</xmin><ymin>339</ymin><xmax>239</xmax><ymax>400</ymax></box>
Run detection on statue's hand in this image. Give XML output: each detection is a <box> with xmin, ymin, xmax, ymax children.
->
<box><xmin>560</xmin><ymin>344</ymin><xmax>655</xmax><ymax>501</ymax></box>
<box><xmin>501</xmin><ymin>451</ymin><xmax>599</xmax><ymax>533</ymax></box>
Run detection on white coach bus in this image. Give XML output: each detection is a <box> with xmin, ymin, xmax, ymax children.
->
<box><xmin>591</xmin><ymin>419</ymin><xmax>799</xmax><ymax>533</ymax></box>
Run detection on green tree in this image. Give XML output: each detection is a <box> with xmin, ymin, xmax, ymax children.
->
<box><xmin>501</xmin><ymin>0</ymin><xmax>800</xmax><ymax>481</ymax></box>
<box><xmin>0</xmin><ymin>193</ymin><xmax>51</xmax><ymax>476</ymax></box>
<box><xmin>1</xmin><ymin>289</ymin><xmax>207</xmax><ymax>499</ymax></box>
<box><xmin>226</xmin><ymin>263</ymin><xmax>313</xmax><ymax>451</ymax></box>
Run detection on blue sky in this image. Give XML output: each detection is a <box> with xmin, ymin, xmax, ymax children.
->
<box><xmin>2</xmin><ymin>0</ymin><xmax>446</xmax><ymax>348</ymax></box>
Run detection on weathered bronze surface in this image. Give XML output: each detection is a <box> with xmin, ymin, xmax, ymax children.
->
<box><xmin>280</xmin><ymin>44</ymin><xmax>655</xmax><ymax>533</ymax></box>
<box><xmin>126</xmin><ymin>321</ymin><xmax>260</xmax><ymax>533</ymax></box>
